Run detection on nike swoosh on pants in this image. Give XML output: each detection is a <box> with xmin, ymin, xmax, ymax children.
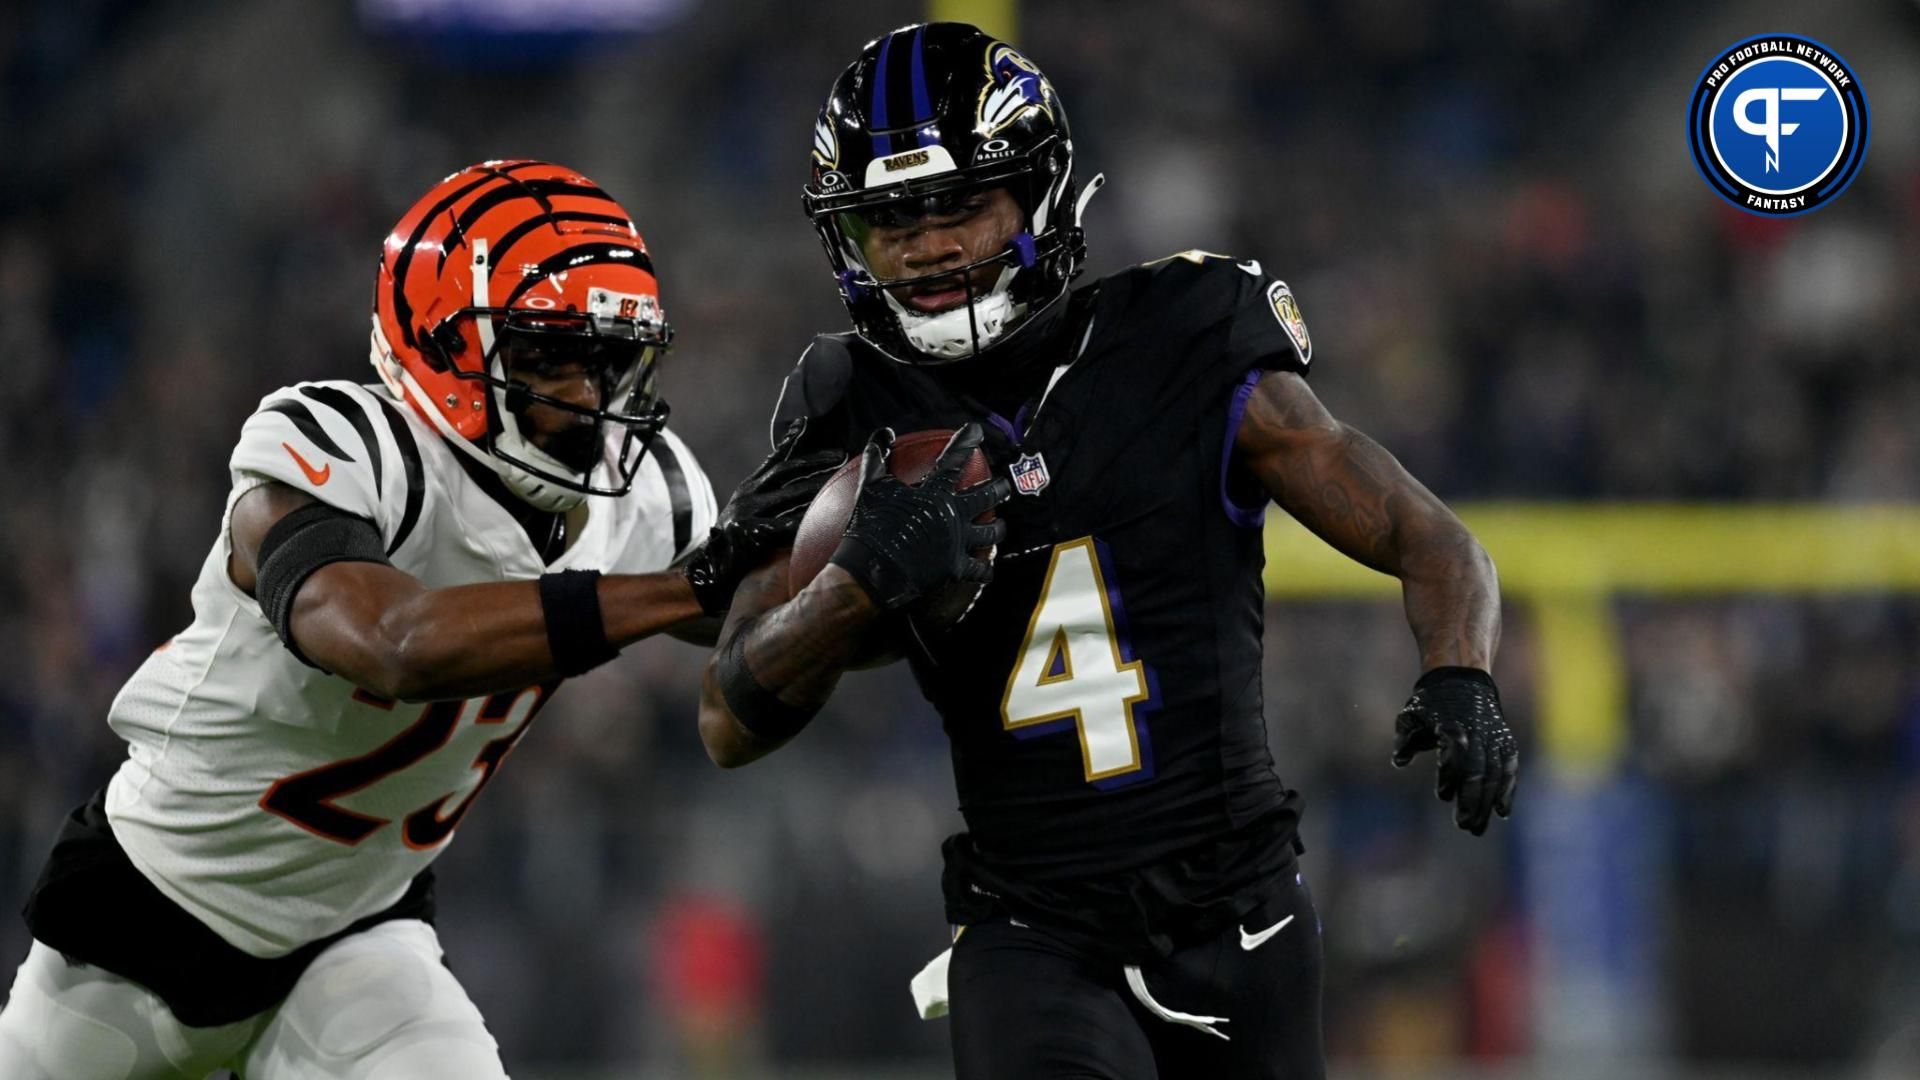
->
<box><xmin>1238</xmin><ymin>913</ymin><xmax>1295</xmax><ymax>951</ymax></box>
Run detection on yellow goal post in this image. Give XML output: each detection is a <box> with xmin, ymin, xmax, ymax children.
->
<box><xmin>1263</xmin><ymin>504</ymin><xmax>1920</xmax><ymax>779</ymax></box>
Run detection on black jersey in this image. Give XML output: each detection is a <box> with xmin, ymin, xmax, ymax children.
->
<box><xmin>775</xmin><ymin>254</ymin><xmax>1315</xmax><ymax>960</ymax></box>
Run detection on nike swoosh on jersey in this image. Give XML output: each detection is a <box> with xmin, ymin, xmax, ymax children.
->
<box><xmin>1237</xmin><ymin>259</ymin><xmax>1263</xmax><ymax>277</ymax></box>
<box><xmin>282</xmin><ymin>442</ymin><xmax>331</xmax><ymax>486</ymax></box>
<box><xmin>1238</xmin><ymin>913</ymin><xmax>1295</xmax><ymax>951</ymax></box>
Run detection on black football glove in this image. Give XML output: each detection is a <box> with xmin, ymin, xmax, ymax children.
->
<box><xmin>683</xmin><ymin>417</ymin><xmax>846</xmax><ymax>616</ymax></box>
<box><xmin>829</xmin><ymin>423</ymin><xmax>1011</xmax><ymax>611</ymax></box>
<box><xmin>1391</xmin><ymin>667</ymin><xmax>1519</xmax><ymax>836</ymax></box>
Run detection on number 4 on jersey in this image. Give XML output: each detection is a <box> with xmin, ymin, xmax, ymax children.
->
<box><xmin>1001</xmin><ymin>538</ymin><xmax>1154</xmax><ymax>783</ymax></box>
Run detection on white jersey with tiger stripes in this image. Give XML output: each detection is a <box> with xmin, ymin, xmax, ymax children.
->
<box><xmin>102</xmin><ymin>380</ymin><xmax>716</xmax><ymax>957</ymax></box>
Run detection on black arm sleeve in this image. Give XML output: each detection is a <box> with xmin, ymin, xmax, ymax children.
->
<box><xmin>254</xmin><ymin>502</ymin><xmax>391</xmax><ymax>669</ymax></box>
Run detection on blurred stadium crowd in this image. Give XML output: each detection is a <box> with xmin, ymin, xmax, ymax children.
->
<box><xmin>3</xmin><ymin>0</ymin><xmax>1919</xmax><ymax>1074</ymax></box>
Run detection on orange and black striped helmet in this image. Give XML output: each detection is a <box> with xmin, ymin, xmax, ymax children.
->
<box><xmin>371</xmin><ymin>160</ymin><xmax>672</xmax><ymax>511</ymax></box>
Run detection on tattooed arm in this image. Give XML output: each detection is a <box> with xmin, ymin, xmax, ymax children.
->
<box><xmin>696</xmin><ymin>554</ymin><xmax>888</xmax><ymax>767</ymax></box>
<box><xmin>697</xmin><ymin>423</ymin><xmax>1006</xmax><ymax>768</ymax></box>
<box><xmin>1233</xmin><ymin>371</ymin><xmax>1499</xmax><ymax>671</ymax></box>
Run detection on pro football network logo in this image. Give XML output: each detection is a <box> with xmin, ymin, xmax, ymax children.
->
<box><xmin>1687</xmin><ymin>34</ymin><xmax>1868</xmax><ymax>216</ymax></box>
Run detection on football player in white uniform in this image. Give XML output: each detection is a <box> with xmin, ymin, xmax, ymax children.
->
<box><xmin>0</xmin><ymin>160</ymin><xmax>839</xmax><ymax>1078</ymax></box>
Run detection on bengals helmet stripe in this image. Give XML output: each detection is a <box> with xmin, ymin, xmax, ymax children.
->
<box><xmin>382</xmin><ymin>163</ymin><xmax>627</xmax><ymax>349</ymax></box>
<box><xmin>442</xmin><ymin>176</ymin><xmax>620</xmax><ymax>248</ymax></box>
<box><xmin>487</xmin><ymin>211</ymin><xmax>632</xmax><ymax>270</ymax></box>
<box><xmin>500</xmin><ymin>242</ymin><xmax>656</xmax><ymax>309</ymax></box>
<box><xmin>371</xmin><ymin>159</ymin><xmax>671</xmax><ymax>513</ymax></box>
<box><xmin>386</xmin><ymin>176</ymin><xmax>640</xmax><ymax>349</ymax></box>
<box><xmin>385</xmin><ymin>170</ymin><xmax>516</xmax><ymax>351</ymax></box>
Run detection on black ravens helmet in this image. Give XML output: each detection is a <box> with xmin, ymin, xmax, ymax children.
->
<box><xmin>803</xmin><ymin>23</ymin><xmax>1101</xmax><ymax>365</ymax></box>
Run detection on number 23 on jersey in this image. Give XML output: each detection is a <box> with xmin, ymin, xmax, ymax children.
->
<box><xmin>261</xmin><ymin>683</ymin><xmax>557</xmax><ymax>849</ymax></box>
<box><xmin>1001</xmin><ymin>537</ymin><xmax>1156</xmax><ymax>784</ymax></box>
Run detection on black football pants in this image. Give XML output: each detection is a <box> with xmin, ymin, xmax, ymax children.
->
<box><xmin>947</xmin><ymin>870</ymin><xmax>1325</xmax><ymax>1080</ymax></box>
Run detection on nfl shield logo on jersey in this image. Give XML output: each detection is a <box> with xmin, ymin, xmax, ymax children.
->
<box><xmin>1010</xmin><ymin>452</ymin><xmax>1050</xmax><ymax>495</ymax></box>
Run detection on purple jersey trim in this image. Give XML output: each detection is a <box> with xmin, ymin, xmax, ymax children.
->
<box><xmin>984</xmin><ymin>410</ymin><xmax>1020</xmax><ymax>446</ymax></box>
<box><xmin>1221</xmin><ymin>368</ymin><xmax>1268</xmax><ymax>528</ymax></box>
<box><xmin>983</xmin><ymin>403</ymin><xmax>1032</xmax><ymax>448</ymax></box>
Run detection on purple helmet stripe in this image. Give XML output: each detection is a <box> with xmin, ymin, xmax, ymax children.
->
<box><xmin>911</xmin><ymin>27</ymin><xmax>941</xmax><ymax>147</ymax></box>
<box><xmin>909</xmin><ymin>26</ymin><xmax>933</xmax><ymax>123</ymax></box>
<box><xmin>869</xmin><ymin>31</ymin><xmax>893</xmax><ymax>157</ymax></box>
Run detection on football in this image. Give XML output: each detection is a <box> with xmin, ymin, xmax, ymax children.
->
<box><xmin>787</xmin><ymin>429</ymin><xmax>996</xmax><ymax>625</ymax></box>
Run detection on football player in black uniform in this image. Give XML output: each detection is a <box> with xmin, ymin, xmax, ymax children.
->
<box><xmin>695</xmin><ymin>23</ymin><xmax>1517</xmax><ymax>1079</ymax></box>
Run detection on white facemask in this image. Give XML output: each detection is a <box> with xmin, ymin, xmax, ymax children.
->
<box><xmin>886</xmin><ymin>267</ymin><xmax>1027</xmax><ymax>360</ymax></box>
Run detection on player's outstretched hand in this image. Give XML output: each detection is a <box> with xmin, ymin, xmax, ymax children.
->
<box><xmin>829</xmin><ymin>423</ymin><xmax>1010</xmax><ymax>611</ymax></box>
<box><xmin>684</xmin><ymin>417</ymin><xmax>846</xmax><ymax>615</ymax></box>
<box><xmin>1391</xmin><ymin>667</ymin><xmax>1519</xmax><ymax>835</ymax></box>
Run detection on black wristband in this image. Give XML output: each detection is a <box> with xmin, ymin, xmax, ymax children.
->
<box><xmin>1416</xmin><ymin>666</ymin><xmax>1494</xmax><ymax>689</ymax></box>
<box><xmin>716</xmin><ymin>623</ymin><xmax>819</xmax><ymax>741</ymax></box>
<box><xmin>538</xmin><ymin>570</ymin><xmax>619</xmax><ymax>678</ymax></box>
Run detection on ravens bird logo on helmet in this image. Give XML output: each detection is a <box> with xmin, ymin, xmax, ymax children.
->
<box><xmin>802</xmin><ymin>24</ymin><xmax>1102</xmax><ymax>366</ymax></box>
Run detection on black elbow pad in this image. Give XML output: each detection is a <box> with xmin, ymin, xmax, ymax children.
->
<box><xmin>253</xmin><ymin>503</ymin><xmax>390</xmax><ymax>669</ymax></box>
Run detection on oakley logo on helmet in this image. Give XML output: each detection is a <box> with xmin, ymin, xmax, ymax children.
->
<box><xmin>973</xmin><ymin>137</ymin><xmax>1016</xmax><ymax>164</ymax></box>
